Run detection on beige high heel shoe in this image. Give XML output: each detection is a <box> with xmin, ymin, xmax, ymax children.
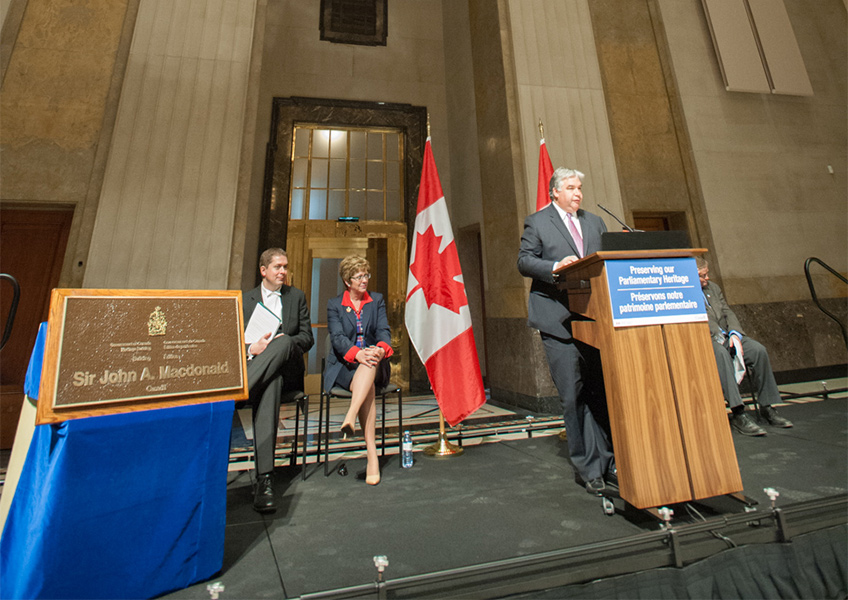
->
<box><xmin>365</xmin><ymin>460</ymin><xmax>381</xmax><ymax>486</ymax></box>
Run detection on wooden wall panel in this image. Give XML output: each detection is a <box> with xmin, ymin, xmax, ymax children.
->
<box><xmin>84</xmin><ymin>0</ymin><xmax>257</xmax><ymax>290</ymax></box>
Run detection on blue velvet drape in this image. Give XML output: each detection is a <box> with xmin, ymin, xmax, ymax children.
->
<box><xmin>1</xmin><ymin>323</ymin><xmax>233</xmax><ymax>599</ymax></box>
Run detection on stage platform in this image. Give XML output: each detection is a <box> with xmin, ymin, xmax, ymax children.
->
<box><xmin>157</xmin><ymin>382</ymin><xmax>847</xmax><ymax>600</ymax></box>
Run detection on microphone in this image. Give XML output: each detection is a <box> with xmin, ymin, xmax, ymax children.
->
<box><xmin>597</xmin><ymin>204</ymin><xmax>639</xmax><ymax>232</ymax></box>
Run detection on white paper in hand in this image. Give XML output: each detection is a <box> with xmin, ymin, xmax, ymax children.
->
<box><xmin>733</xmin><ymin>353</ymin><xmax>746</xmax><ymax>385</ymax></box>
<box><xmin>244</xmin><ymin>302</ymin><xmax>281</xmax><ymax>345</ymax></box>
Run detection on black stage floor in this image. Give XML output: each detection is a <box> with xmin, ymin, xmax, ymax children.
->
<box><xmin>161</xmin><ymin>397</ymin><xmax>847</xmax><ymax>600</ymax></box>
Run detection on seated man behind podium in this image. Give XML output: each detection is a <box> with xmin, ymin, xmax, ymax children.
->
<box><xmin>697</xmin><ymin>257</ymin><xmax>792</xmax><ymax>436</ymax></box>
<box><xmin>244</xmin><ymin>248</ymin><xmax>314</xmax><ymax>513</ymax></box>
<box><xmin>517</xmin><ymin>167</ymin><xmax>615</xmax><ymax>495</ymax></box>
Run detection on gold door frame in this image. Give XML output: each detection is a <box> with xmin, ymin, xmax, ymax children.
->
<box><xmin>260</xmin><ymin>98</ymin><xmax>427</xmax><ymax>393</ymax></box>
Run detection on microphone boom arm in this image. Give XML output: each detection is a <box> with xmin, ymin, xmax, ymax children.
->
<box><xmin>597</xmin><ymin>204</ymin><xmax>638</xmax><ymax>232</ymax></box>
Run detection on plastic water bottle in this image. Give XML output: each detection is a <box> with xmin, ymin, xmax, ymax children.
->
<box><xmin>401</xmin><ymin>431</ymin><xmax>413</xmax><ymax>468</ymax></box>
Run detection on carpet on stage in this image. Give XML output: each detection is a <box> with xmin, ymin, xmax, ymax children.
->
<box><xmin>159</xmin><ymin>395</ymin><xmax>847</xmax><ymax>600</ymax></box>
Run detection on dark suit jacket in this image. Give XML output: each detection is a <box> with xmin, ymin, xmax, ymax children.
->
<box><xmin>243</xmin><ymin>284</ymin><xmax>314</xmax><ymax>390</ymax></box>
<box><xmin>324</xmin><ymin>291</ymin><xmax>392</xmax><ymax>392</ymax></box>
<box><xmin>702</xmin><ymin>280</ymin><xmax>744</xmax><ymax>341</ymax></box>
<box><xmin>517</xmin><ymin>204</ymin><xmax>607</xmax><ymax>339</ymax></box>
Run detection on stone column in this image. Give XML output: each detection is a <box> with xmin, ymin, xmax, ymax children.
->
<box><xmin>84</xmin><ymin>0</ymin><xmax>258</xmax><ymax>290</ymax></box>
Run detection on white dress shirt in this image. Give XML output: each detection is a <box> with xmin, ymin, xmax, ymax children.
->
<box><xmin>551</xmin><ymin>201</ymin><xmax>583</xmax><ymax>249</ymax></box>
<box><xmin>260</xmin><ymin>284</ymin><xmax>282</xmax><ymax>320</ymax></box>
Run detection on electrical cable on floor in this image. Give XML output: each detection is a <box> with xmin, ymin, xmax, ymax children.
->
<box><xmin>684</xmin><ymin>503</ymin><xmax>707</xmax><ymax>522</ymax></box>
<box><xmin>685</xmin><ymin>502</ymin><xmax>737</xmax><ymax>549</ymax></box>
<box><xmin>711</xmin><ymin>529</ymin><xmax>738</xmax><ymax>548</ymax></box>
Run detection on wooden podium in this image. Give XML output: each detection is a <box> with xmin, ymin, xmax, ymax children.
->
<box><xmin>558</xmin><ymin>249</ymin><xmax>743</xmax><ymax>509</ymax></box>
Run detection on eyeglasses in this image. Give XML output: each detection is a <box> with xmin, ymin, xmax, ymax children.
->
<box><xmin>351</xmin><ymin>273</ymin><xmax>371</xmax><ymax>281</ymax></box>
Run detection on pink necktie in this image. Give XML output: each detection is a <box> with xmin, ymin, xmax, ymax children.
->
<box><xmin>566</xmin><ymin>213</ymin><xmax>583</xmax><ymax>258</ymax></box>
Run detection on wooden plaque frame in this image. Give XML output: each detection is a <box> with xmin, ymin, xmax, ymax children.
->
<box><xmin>36</xmin><ymin>289</ymin><xmax>249</xmax><ymax>425</ymax></box>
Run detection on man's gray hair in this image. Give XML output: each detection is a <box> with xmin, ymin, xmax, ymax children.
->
<box><xmin>549</xmin><ymin>167</ymin><xmax>585</xmax><ymax>201</ymax></box>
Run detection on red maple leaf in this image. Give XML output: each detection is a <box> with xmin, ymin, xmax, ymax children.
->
<box><xmin>407</xmin><ymin>226</ymin><xmax>468</xmax><ymax>314</ymax></box>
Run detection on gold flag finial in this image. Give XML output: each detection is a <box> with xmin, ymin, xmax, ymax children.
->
<box><xmin>538</xmin><ymin>118</ymin><xmax>545</xmax><ymax>139</ymax></box>
<box><xmin>427</xmin><ymin>112</ymin><xmax>431</xmax><ymax>138</ymax></box>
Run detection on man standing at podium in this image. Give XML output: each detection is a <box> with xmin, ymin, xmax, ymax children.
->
<box><xmin>243</xmin><ymin>248</ymin><xmax>314</xmax><ymax>512</ymax></box>
<box><xmin>697</xmin><ymin>257</ymin><xmax>792</xmax><ymax>436</ymax></box>
<box><xmin>518</xmin><ymin>167</ymin><xmax>615</xmax><ymax>494</ymax></box>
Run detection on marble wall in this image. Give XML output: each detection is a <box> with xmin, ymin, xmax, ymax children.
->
<box><xmin>442</xmin><ymin>0</ymin><xmax>485</xmax><ymax>236</ymax></box>
<box><xmin>464</xmin><ymin>0</ymin><xmax>541</xmax><ymax>401</ymax></box>
<box><xmin>657</xmin><ymin>0</ymin><xmax>847</xmax><ymax>306</ymax></box>
<box><xmin>734</xmin><ymin>297</ymin><xmax>847</xmax><ymax>373</ymax></box>
<box><xmin>0</xmin><ymin>0</ymin><xmax>14</xmax><ymax>38</ymax></box>
<box><xmin>1</xmin><ymin>0</ymin><xmax>126</xmax><ymax>202</ymax></box>
<box><xmin>463</xmin><ymin>0</ymin><xmax>627</xmax><ymax>404</ymax></box>
<box><xmin>0</xmin><ymin>0</ymin><xmax>133</xmax><ymax>288</ymax></box>
<box><xmin>443</xmin><ymin>1</ymin><xmax>488</xmax><ymax>377</ymax></box>
<box><xmin>587</xmin><ymin>0</ymin><xmax>707</xmax><ymax>246</ymax></box>
<box><xmin>507</xmin><ymin>0</ymin><xmax>624</xmax><ymax>220</ymax></box>
<box><xmin>473</xmin><ymin>0</ymin><xmax>846</xmax><ymax>407</ymax></box>
<box><xmin>241</xmin><ymin>0</ymin><xmax>452</xmax><ymax>288</ymax></box>
<box><xmin>654</xmin><ymin>0</ymin><xmax>848</xmax><ymax>372</ymax></box>
<box><xmin>2</xmin><ymin>0</ymin><xmax>842</xmax><ymax>410</ymax></box>
<box><xmin>83</xmin><ymin>0</ymin><xmax>257</xmax><ymax>290</ymax></box>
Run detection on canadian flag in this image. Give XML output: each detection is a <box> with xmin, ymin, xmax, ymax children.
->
<box><xmin>536</xmin><ymin>137</ymin><xmax>554</xmax><ymax>212</ymax></box>
<box><xmin>405</xmin><ymin>138</ymin><xmax>486</xmax><ymax>426</ymax></box>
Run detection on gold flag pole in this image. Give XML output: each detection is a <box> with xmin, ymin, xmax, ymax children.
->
<box><xmin>420</xmin><ymin>117</ymin><xmax>461</xmax><ymax>458</ymax></box>
<box><xmin>423</xmin><ymin>410</ymin><xmax>463</xmax><ymax>457</ymax></box>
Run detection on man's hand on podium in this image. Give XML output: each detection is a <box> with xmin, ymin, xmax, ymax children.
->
<box><xmin>553</xmin><ymin>255</ymin><xmax>579</xmax><ymax>272</ymax></box>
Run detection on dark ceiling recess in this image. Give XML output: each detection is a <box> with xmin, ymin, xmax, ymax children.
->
<box><xmin>320</xmin><ymin>0</ymin><xmax>387</xmax><ymax>46</ymax></box>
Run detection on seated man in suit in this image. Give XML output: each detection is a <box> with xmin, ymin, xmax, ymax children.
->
<box><xmin>243</xmin><ymin>248</ymin><xmax>314</xmax><ymax>512</ymax></box>
<box><xmin>697</xmin><ymin>257</ymin><xmax>792</xmax><ymax>436</ymax></box>
<box><xmin>518</xmin><ymin>167</ymin><xmax>615</xmax><ymax>494</ymax></box>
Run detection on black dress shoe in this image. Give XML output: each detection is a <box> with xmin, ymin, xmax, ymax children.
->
<box><xmin>585</xmin><ymin>477</ymin><xmax>606</xmax><ymax>495</ymax></box>
<box><xmin>253</xmin><ymin>473</ymin><xmax>276</xmax><ymax>514</ymax></box>
<box><xmin>729</xmin><ymin>412</ymin><xmax>766</xmax><ymax>436</ymax></box>
<box><xmin>604</xmin><ymin>466</ymin><xmax>618</xmax><ymax>488</ymax></box>
<box><xmin>759</xmin><ymin>406</ymin><xmax>793</xmax><ymax>428</ymax></box>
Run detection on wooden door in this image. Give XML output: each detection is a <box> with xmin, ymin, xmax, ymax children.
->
<box><xmin>0</xmin><ymin>208</ymin><xmax>72</xmax><ymax>448</ymax></box>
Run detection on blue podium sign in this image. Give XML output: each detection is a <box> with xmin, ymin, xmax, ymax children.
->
<box><xmin>605</xmin><ymin>257</ymin><xmax>706</xmax><ymax>327</ymax></box>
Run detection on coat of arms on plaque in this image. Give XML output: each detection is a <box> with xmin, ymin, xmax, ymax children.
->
<box><xmin>148</xmin><ymin>306</ymin><xmax>167</xmax><ymax>336</ymax></box>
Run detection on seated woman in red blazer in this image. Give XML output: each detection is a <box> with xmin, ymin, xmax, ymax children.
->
<box><xmin>324</xmin><ymin>255</ymin><xmax>394</xmax><ymax>485</ymax></box>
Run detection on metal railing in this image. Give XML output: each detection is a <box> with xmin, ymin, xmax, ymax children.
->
<box><xmin>804</xmin><ymin>257</ymin><xmax>847</xmax><ymax>349</ymax></box>
<box><xmin>295</xmin><ymin>494</ymin><xmax>848</xmax><ymax>600</ymax></box>
<box><xmin>1</xmin><ymin>273</ymin><xmax>21</xmax><ymax>351</ymax></box>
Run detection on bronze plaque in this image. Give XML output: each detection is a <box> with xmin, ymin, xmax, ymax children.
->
<box><xmin>37</xmin><ymin>290</ymin><xmax>248</xmax><ymax>424</ymax></box>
